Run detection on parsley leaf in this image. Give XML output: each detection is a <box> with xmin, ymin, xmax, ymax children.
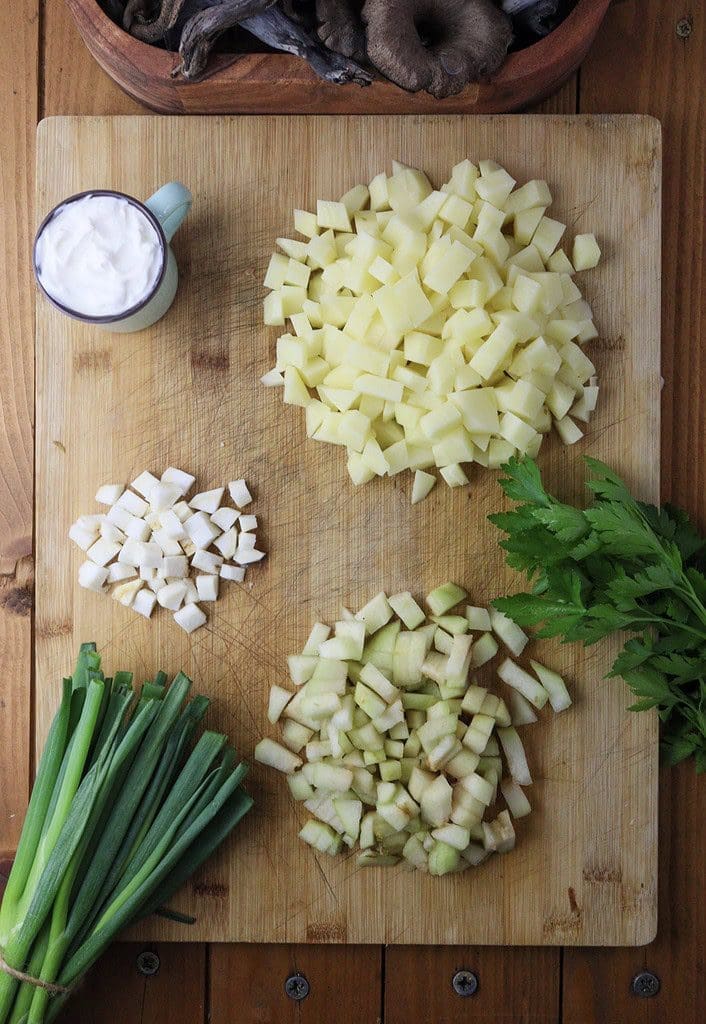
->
<box><xmin>490</xmin><ymin>456</ymin><xmax>706</xmax><ymax>773</ymax></box>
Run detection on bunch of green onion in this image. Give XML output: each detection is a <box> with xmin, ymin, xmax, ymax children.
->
<box><xmin>0</xmin><ymin>644</ymin><xmax>252</xmax><ymax>1024</ymax></box>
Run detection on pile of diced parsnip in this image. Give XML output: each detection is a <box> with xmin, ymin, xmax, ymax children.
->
<box><xmin>256</xmin><ymin>584</ymin><xmax>570</xmax><ymax>874</ymax></box>
<box><xmin>69</xmin><ymin>470</ymin><xmax>264</xmax><ymax>633</ymax></box>
<box><xmin>262</xmin><ymin>159</ymin><xmax>601</xmax><ymax>503</ymax></box>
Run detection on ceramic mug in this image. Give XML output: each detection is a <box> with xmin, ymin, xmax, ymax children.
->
<box><xmin>33</xmin><ymin>182</ymin><xmax>192</xmax><ymax>333</ymax></box>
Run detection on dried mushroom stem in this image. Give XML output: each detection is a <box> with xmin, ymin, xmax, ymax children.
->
<box><xmin>239</xmin><ymin>7</ymin><xmax>372</xmax><ymax>86</ymax></box>
<box><xmin>177</xmin><ymin>0</ymin><xmax>278</xmax><ymax>78</ymax></box>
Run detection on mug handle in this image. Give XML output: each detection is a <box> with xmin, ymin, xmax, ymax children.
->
<box><xmin>145</xmin><ymin>182</ymin><xmax>192</xmax><ymax>243</ymax></box>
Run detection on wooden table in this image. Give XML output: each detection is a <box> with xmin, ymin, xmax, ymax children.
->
<box><xmin>1</xmin><ymin>1</ymin><xmax>703</xmax><ymax>1020</ymax></box>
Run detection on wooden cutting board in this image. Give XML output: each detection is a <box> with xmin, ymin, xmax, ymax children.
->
<box><xmin>35</xmin><ymin>114</ymin><xmax>660</xmax><ymax>946</ymax></box>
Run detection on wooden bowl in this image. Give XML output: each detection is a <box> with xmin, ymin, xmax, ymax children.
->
<box><xmin>66</xmin><ymin>0</ymin><xmax>611</xmax><ymax>114</ymax></box>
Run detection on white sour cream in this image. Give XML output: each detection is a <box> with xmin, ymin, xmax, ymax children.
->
<box><xmin>35</xmin><ymin>194</ymin><xmax>163</xmax><ymax>318</ymax></box>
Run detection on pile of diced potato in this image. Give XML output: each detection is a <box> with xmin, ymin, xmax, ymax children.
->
<box><xmin>262</xmin><ymin>160</ymin><xmax>601</xmax><ymax>502</ymax></box>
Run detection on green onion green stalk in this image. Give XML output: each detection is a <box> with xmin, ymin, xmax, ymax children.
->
<box><xmin>0</xmin><ymin>645</ymin><xmax>253</xmax><ymax>1023</ymax></box>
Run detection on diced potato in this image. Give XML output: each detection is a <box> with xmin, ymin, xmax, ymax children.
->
<box><xmin>572</xmin><ymin>233</ymin><xmax>601</xmax><ymax>271</ymax></box>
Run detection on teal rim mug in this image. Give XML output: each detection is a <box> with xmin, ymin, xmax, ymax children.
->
<box><xmin>33</xmin><ymin>182</ymin><xmax>192</xmax><ymax>333</ymax></box>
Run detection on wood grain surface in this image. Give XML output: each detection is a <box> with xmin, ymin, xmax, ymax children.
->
<box><xmin>0</xmin><ymin>0</ymin><xmax>36</xmax><ymax>860</ymax></box>
<box><xmin>2</xmin><ymin>0</ymin><xmax>703</xmax><ymax>1020</ymax></box>
<box><xmin>35</xmin><ymin>113</ymin><xmax>659</xmax><ymax>948</ymax></box>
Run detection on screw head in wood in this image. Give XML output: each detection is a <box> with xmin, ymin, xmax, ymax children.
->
<box><xmin>285</xmin><ymin>973</ymin><xmax>310</xmax><ymax>1001</ymax></box>
<box><xmin>631</xmin><ymin>970</ymin><xmax>660</xmax><ymax>998</ymax></box>
<box><xmin>136</xmin><ymin>950</ymin><xmax>160</xmax><ymax>977</ymax></box>
<box><xmin>452</xmin><ymin>969</ymin><xmax>478</xmax><ymax>997</ymax></box>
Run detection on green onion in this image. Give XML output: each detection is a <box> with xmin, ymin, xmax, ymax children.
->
<box><xmin>0</xmin><ymin>646</ymin><xmax>253</xmax><ymax>1024</ymax></box>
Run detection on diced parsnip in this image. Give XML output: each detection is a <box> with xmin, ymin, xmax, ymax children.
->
<box><xmin>530</xmin><ymin>660</ymin><xmax>572</xmax><ymax>712</ymax></box>
<box><xmin>490</xmin><ymin>608</ymin><xmax>529</xmax><ymax>656</ymax></box>
<box><xmin>501</xmin><ymin>778</ymin><xmax>532</xmax><ymax>818</ymax></box>
<box><xmin>497</xmin><ymin>657</ymin><xmax>549</xmax><ymax>710</ymax></box>
<box><xmin>255</xmin><ymin>738</ymin><xmax>303</xmax><ymax>774</ymax></box>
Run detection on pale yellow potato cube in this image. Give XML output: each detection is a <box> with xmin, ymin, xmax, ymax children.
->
<box><xmin>440</xmin><ymin>193</ymin><xmax>474</xmax><ymax>229</ymax></box>
<box><xmin>320</xmin><ymin>295</ymin><xmax>355</xmax><ymax>328</ymax></box>
<box><xmin>280</xmin><ymin>286</ymin><xmax>307</xmax><ymax>317</ymax></box>
<box><xmin>412</xmin><ymin>190</ymin><xmax>447</xmax><ymax>230</ymax></box>
<box><xmin>283</xmin><ymin>366</ymin><xmax>310</xmax><ymax>408</ymax></box>
<box><xmin>577</xmin><ymin>319</ymin><xmax>599</xmax><ymax>343</ymax></box>
<box><xmin>432</xmin><ymin>427</ymin><xmax>476</xmax><ymax>467</ymax></box>
<box><xmin>340</xmin><ymin>184</ymin><xmax>370</xmax><ymax>215</ymax></box>
<box><xmin>307</xmin><ymin>233</ymin><xmax>337</xmax><ymax>269</ymax></box>
<box><xmin>393</xmin><ymin>366</ymin><xmax>427</xmax><ymax>394</ymax></box>
<box><xmin>427</xmin><ymin>356</ymin><xmax>456</xmax><ymax>397</ymax></box>
<box><xmin>532</xmin><ymin>216</ymin><xmax>566</xmax><ymax>261</ymax></box>
<box><xmin>344</xmin><ymin>295</ymin><xmax>376</xmax><ymax>340</ymax></box>
<box><xmin>513</xmin><ymin>207</ymin><xmax>546</xmax><ymax>246</ymax></box>
<box><xmin>264</xmin><ymin>252</ymin><xmax>289</xmax><ymax>289</ymax></box>
<box><xmin>560</xmin><ymin>341</ymin><xmax>596</xmax><ymax>383</ymax></box>
<box><xmin>420</xmin><ymin>403</ymin><xmax>463</xmax><ymax>441</ymax></box>
<box><xmin>305</xmin><ymin>400</ymin><xmax>327</xmax><ymax>437</ymax></box>
<box><xmin>499</xmin><ymin>411</ymin><xmax>540</xmax><ymax>454</ymax></box>
<box><xmin>440</xmin><ymin>464</ymin><xmax>469</xmax><ymax>487</ymax></box>
<box><xmin>423</xmin><ymin>240</ymin><xmax>476</xmax><ymax>295</ymax></box>
<box><xmin>361</xmin><ymin>437</ymin><xmax>388</xmax><ymax>476</ymax></box>
<box><xmin>475</xmin><ymin>167</ymin><xmax>516</xmax><ymax>208</ymax></box>
<box><xmin>546</xmin><ymin>319</ymin><xmax>582</xmax><ymax>345</ymax></box>
<box><xmin>338</xmin><ymin>409</ymin><xmax>371</xmax><ymax>452</ymax></box>
<box><xmin>284</xmin><ymin>258</ymin><xmax>311</xmax><ymax>288</ymax></box>
<box><xmin>369</xmin><ymin>256</ymin><xmax>399</xmax><ymax>285</ymax></box>
<box><xmin>572</xmin><ymin>233</ymin><xmax>601</xmax><ymax>271</ymax></box>
<box><xmin>478</xmin><ymin>229</ymin><xmax>510</xmax><ymax>266</ymax></box>
<box><xmin>448</xmin><ymin>279</ymin><xmax>486</xmax><ymax>309</ymax></box>
<box><xmin>547</xmin><ymin>248</ymin><xmax>574</xmax><ymax>274</ymax></box>
<box><xmin>369</xmin><ymin>172</ymin><xmax>390</xmax><ymax>212</ymax></box>
<box><xmin>505</xmin><ymin>179</ymin><xmax>552</xmax><ymax>217</ymax></box>
<box><xmin>411</xmin><ymin>469</ymin><xmax>436</xmax><ymax>504</ymax></box>
<box><xmin>387</xmin><ymin>166</ymin><xmax>433</xmax><ymax>212</ymax></box>
<box><xmin>469</xmin><ymin>323</ymin><xmax>517</xmax><ymax>380</ymax></box>
<box><xmin>546</xmin><ymin>379</ymin><xmax>576</xmax><ymax>419</ymax></box>
<box><xmin>502</xmin><ymin>378</ymin><xmax>545</xmax><ymax>423</ymax></box>
<box><xmin>384</xmin><ymin>440</ymin><xmax>410</xmax><ymax>475</ymax></box>
<box><xmin>277</xmin><ymin>237</ymin><xmax>309</xmax><ymax>260</ymax></box>
<box><xmin>509</xmin><ymin>336</ymin><xmax>561</xmax><ymax>377</ymax></box>
<box><xmin>508</xmin><ymin>243</ymin><xmax>545</xmax><ymax>273</ymax></box>
<box><xmin>455</xmin><ymin>363</ymin><xmax>484</xmax><ymax>390</ymax></box>
<box><xmin>358</xmin><ymin>394</ymin><xmax>385</xmax><ymax>420</ymax></box>
<box><xmin>263</xmin><ymin>291</ymin><xmax>284</xmax><ymax>327</ymax></box>
<box><xmin>353</xmin><ymin>374</ymin><xmax>404</xmax><ymax>403</ymax></box>
<box><xmin>554</xmin><ymin>414</ymin><xmax>584</xmax><ymax>445</ymax></box>
<box><xmin>450</xmin><ymin>388</ymin><xmax>500</xmax><ymax>434</ymax></box>
<box><xmin>469</xmin><ymin>257</ymin><xmax>504</xmax><ymax>300</ymax></box>
<box><xmin>374</xmin><ymin>271</ymin><xmax>433</xmax><ymax>333</ymax></box>
<box><xmin>512</xmin><ymin>275</ymin><xmax>543</xmax><ymax>315</ymax></box>
<box><xmin>317</xmin><ymin>200</ymin><xmax>352</xmax><ymax>232</ymax></box>
<box><xmin>404</xmin><ymin>331</ymin><xmax>443</xmax><ymax>365</ymax></box>
<box><xmin>487</xmin><ymin>437</ymin><xmax>516</xmax><ymax>468</ymax></box>
<box><xmin>294</xmin><ymin>209</ymin><xmax>319</xmax><ymax>238</ymax></box>
<box><xmin>347</xmin><ymin>451</ymin><xmax>376</xmax><ymax>485</ymax></box>
<box><xmin>317</xmin><ymin>386</ymin><xmax>358</xmax><ymax>412</ymax></box>
<box><xmin>300</xmin><ymin>358</ymin><xmax>329</xmax><ymax>388</ymax></box>
<box><xmin>443</xmin><ymin>159</ymin><xmax>479</xmax><ymax>200</ymax></box>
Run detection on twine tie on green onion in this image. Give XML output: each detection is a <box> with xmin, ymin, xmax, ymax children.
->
<box><xmin>0</xmin><ymin>950</ymin><xmax>71</xmax><ymax>997</ymax></box>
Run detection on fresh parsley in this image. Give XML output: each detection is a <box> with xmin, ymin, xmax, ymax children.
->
<box><xmin>489</xmin><ymin>456</ymin><xmax>706</xmax><ymax>772</ymax></box>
